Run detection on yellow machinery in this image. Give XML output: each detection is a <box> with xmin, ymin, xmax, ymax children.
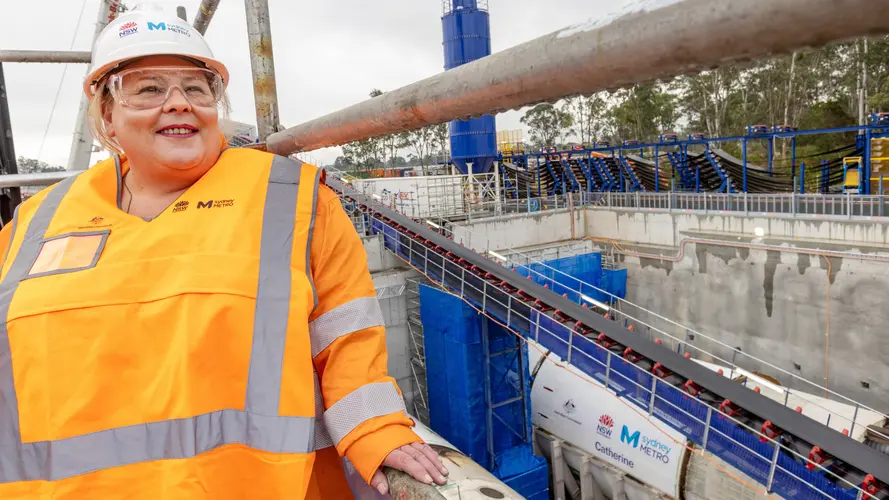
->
<box><xmin>497</xmin><ymin>129</ymin><xmax>524</xmax><ymax>156</ymax></box>
<box><xmin>843</xmin><ymin>152</ymin><xmax>889</xmax><ymax>194</ymax></box>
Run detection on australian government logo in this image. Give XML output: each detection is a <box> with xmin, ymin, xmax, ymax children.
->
<box><xmin>620</xmin><ymin>425</ymin><xmax>672</xmax><ymax>464</ymax></box>
<box><xmin>553</xmin><ymin>399</ymin><xmax>582</xmax><ymax>426</ymax></box>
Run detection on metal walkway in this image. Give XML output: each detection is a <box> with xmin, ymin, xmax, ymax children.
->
<box><xmin>329</xmin><ymin>176</ymin><xmax>889</xmax><ymax>500</ymax></box>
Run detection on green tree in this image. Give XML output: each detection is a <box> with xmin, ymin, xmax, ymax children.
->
<box><xmin>609</xmin><ymin>84</ymin><xmax>676</xmax><ymax>143</ymax></box>
<box><xmin>561</xmin><ymin>94</ymin><xmax>611</xmax><ymax>146</ymax></box>
<box><xmin>17</xmin><ymin>157</ymin><xmax>64</xmax><ymax>174</ymax></box>
<box><xmin>520</xmin><ymin>103</ymin><xmax>573</xmax><ymax>149</ymax></box>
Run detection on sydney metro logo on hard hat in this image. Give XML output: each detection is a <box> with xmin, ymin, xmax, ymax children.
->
<box><xmin>148</xmin><ymin>21</ymin><xmax>192</xmax><ymax>37</ymax></box>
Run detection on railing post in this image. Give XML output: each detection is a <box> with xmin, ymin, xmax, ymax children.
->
<box><xmin>604</xmin><ymin>353</ymin><xmax>612</xmax><ymax>390</ymax></box>
<box><xmin>535</xmin><ymin>310</ymin><xmax>541</xmax><ymax>342</ymax></box>
<box><xmin>648</xmin><ymin>376</ymin><xmax>658</xmax><ymax>415</ymax></box>
<box><xmin>701</xmin><ymin>406</ymin><xmax>713</xmax><ymax>452</ymax></box>
<box><xmin>567</xmin><ymin>325</ymin><xmax>574</xmax><ymax>364</ymax></box>
<box><xmin>850</xmin><ymin>403</ymin><xmax>860</xmax><ymax>436</ymax></box>
<box><xmin>482</xmin><ymin>279</ymin><xmax>487</xmax><ymax>312</ymax></box>
<box><xmin>729</xmin><ymin>348</ymin><xmax>738</xmax><ymax>380</ymax></box>
<box><xmin>765</xmin><ymin>440</ymin><xmax>781</xmax><ymax>492</ymax></box>
<box><xmin>460</xmin><ymin>267</ymin><xmax>466</xmax><ymax>299</ymax></box>
<box><xmin>506</xmin><ymin>294</ymin><xmax>513</xmax><ymax>328</ymax></box>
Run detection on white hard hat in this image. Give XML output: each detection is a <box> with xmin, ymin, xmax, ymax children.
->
<box><xmin>83</xmin><ymin>4</ymin><xmax>230</xmax><ymax>98</ymax></box>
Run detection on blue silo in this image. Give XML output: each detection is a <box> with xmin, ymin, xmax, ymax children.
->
<box><xmin>442</xmin><ymin>0</ymin><xmax>497</xmax><ymax>174</ymax></box>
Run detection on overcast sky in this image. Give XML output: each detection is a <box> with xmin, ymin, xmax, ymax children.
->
<box><xmin>2</xmin><ymin>0</ymin><xmax>619</xmax><ymax>167</ymax></box>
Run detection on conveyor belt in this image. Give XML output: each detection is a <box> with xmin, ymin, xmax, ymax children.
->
<box><xmin>625</xmin><ymin>154</ymin><xmax>672</xmax><ymax>192</ymax></box>
<box><xmin>329</xmin><ymin>175</ymin><xmax>889</xmax><ymax>497</ymax></box>
<box><xmin>711</xmin><ymin>149</ymin><xmax>794</xmax><ymax>193</ymax></box>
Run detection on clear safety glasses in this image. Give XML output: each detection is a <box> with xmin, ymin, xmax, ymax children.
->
<box><xmin>107</xmin><ymin>66</ymin><xmax>224</xmax><ymax>110</ymax></box>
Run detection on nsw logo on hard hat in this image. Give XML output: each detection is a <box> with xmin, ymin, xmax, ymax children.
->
<box><xmin>118</xmin><ymin>21</ymin><xmax>138</xmax><ymax>38</ymax></box>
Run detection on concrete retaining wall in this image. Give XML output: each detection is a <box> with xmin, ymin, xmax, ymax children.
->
<box><xmin>450</xmin><ymin>209</ymin><xmax>581</xmax><ymax>252</ymax></box>
<box><xmin>454</xmin><ymin>209</ymin><xmax>889</xmax><ymax>412</ymax></box>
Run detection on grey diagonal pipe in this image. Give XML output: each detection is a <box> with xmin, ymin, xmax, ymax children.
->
<box><xmin>193</xmin><ymin>0</ymin><xmax>221</xmax><ymax>35</ymax></box>
<box><xmin>0</xmin><ymin>51</ymin><xmax>91</xmax><ymax>64</ymax></box>
<box><xmin>266</xmin><ymin>0</ymin><xmax>889</xmax><ymax>156</ymax></box>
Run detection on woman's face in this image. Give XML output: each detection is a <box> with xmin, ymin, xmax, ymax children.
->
<box><xmin>104</xmin><ymin>55</ymin><xmax>223</xmax><ymax>173</ymax></box>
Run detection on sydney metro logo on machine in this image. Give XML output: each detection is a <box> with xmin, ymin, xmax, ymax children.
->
<box><xmin>620</xmin><ymin>425</ymin><xmax>673</xmax><ymax>464</ymax></box>
<box><xmin>597</xmin><ymin>414</ymin><xmax>614</xmax><ymax>439</ymax></box>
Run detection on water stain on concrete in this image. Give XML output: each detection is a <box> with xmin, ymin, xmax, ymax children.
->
<box><xmin>695</xmin><ymin>244</ymin><xmax>738</xmax><ymax>275</ymax></box>
<box><xmin>763</xmin><ymin>250</ymin><xmax>781</xmax><ymax>317</ymax></box>
<box><xmin>696</xmin><ymin>245</ymin><xmax>707</xmax><ymax>274</ymax></box>
<box><xmin>797</xmin><ymin>253</ymin><xmax>810</xmax><ymax>275</ymax></box>
<box><xmin>639</xmin><ymin>257</ymin><xmax>673</xmax><ymax>276</ymax></box>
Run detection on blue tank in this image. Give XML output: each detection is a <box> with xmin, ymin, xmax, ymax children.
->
<box><xmin>442</xmin><ymin>0</ymin><xmax>497</xmax><ymax>174</ymax></box>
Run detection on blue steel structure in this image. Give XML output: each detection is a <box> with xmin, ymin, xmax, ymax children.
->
<box><xmin>442</xmin><ymin>0</ymin><xmax>497</xmax><ymax>174</ymax></box>
<box><xmin>501</xmin><ymin>115</ymin><xmax>889</xmax><ymax>194</ymax></box>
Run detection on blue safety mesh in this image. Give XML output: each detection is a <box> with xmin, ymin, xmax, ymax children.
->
<box><xmin>516</xmin><ymin>253</ymin><xmax>603</xmax><ymax>304</ymax></box>
<box><xmin>498</xmin><ymin>447</ymin><xmax>549</xmax><ymax>500</ymax></box>
<box><xmin>419</xmin><ymin>284</ymin><xmax>548</xmax><ymax>499</ymax></box>
<box><xmin>420</xmin><ymin>286</ymin><xmax>488</xmax><ymax>464</ymax></box>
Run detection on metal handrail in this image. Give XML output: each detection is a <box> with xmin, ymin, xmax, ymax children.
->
<box><xmin>364</xmin><ymin>207</ymin><xmax>877</xmax><ymax>498</ymax></box>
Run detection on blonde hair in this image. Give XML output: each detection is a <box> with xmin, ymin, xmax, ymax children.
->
<box><xmin>86</xmin><ymin>71</ymin><xmax>232</xmax><ymax>156</ymax></box>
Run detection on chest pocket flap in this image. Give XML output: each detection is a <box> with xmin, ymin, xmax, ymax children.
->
<box><xmin>26</xmin><ymin>230</ymin><xmax>109</xmax><ymax>279</ymax></box>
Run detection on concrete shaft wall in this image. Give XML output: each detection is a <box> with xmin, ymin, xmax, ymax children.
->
<box><xmin>453</xmin><ymin>209</ymin><xmax>889</xmax><ymax>413</ymax></box>
<box><xmin>585</xmin><ymin>211</ymin><xmax>889</xmax><ymax>413</ymax></box>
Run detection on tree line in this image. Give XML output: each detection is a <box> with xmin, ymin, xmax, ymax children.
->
<box><xmin>335</xmin><ymin>89</ymin><xmax>451</xmax><ymax>176</ymax></box>
<box><xmin>519</xmin><ymin>37</ymin><xmax>889</xmax><ymax>168</ymax></box>
<box><xmin>337</xmin><ymin>36</ymin><xmax>889</xmax><ymax>174</ymax></box>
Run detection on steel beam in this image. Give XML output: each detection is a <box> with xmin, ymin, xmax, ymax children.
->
<box><xmin>244</xmin><ymin>0</ymin><xmax>281</xmax><ymax>141</ymax></box>
<box><xmin>0</xmin><ymin>50</ymin><xmax>91</xmax><ymax>64</ymax></box>
<box><xmin>193</xmin><ymin>0</ymin><xmax>221</xmax><ymax>35</ymax></box>
<box><xmin>0</xmin><ymin>171</ymin><xmax>76</xmax><ymax>188</ymax></box>
<box><xmin>266</xmin><ymin>0</ymin><xmax>889</xmax><ymax>155</ymax></box>
<box><xmin>332</xmin><ymin>177</ymin><xmax>889</xmax><ymax>486</ymax></box>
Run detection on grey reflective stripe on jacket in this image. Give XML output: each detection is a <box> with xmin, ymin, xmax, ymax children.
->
<box><xmin>0</xmin><ymin>155</ymin><xmax>318</xmax><ymax>483</ymax></box>
<box><xmin>306</xmin><ymin>270</ymin><xmax>408</xmax><ymax>449</ymax></box>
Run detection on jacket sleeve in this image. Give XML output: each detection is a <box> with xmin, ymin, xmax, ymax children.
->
<box><xmin>308</xmin><ymin>186</ymin><xmax>421</xmax><ymax>483</ymax></box>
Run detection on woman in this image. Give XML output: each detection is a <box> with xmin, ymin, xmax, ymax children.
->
<box><xmin>0</xmin><ymin>6</ymin><xmax>447</xmax><ymax>499</ymax></box>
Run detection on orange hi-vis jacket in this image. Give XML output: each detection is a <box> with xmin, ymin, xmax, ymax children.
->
<box><xmin>0</xmin><ymin>148</ymin><xmax>420</xmax><ymax>499</ymax></box>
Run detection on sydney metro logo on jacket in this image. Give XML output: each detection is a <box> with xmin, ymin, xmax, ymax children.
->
<box><xmin>620</xmin><ymin>425</ymin><xmax>672</xmax><ymax>464</ymax></box>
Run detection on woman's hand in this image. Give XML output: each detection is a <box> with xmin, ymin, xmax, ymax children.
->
<box><xmin>370</xmin><ymin>442</ymin><xmax>450</xmax><ymax>495</ymax></box>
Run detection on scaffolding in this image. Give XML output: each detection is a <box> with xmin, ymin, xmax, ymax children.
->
<box><xmin>406</xmin><ymin>278</ymin><xmax>431</xmax><ymax>426</ymax></box>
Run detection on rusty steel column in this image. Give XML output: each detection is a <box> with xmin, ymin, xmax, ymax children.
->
<box><xmin>0</xmin><ymin>64</ymin><xmax>22</xmax><ymax>222</ymax></box>
<box><xmin>244</xmin><ymin>0</ymin><xmax>280</xmax><ymax>142</ymax></box>
<box><xmin>0</xmin><ymin>50</ymin><xmax>91</xmax><ymax>64</ymax></box>
<box><xmin>193</xmin><ymin>0</ymin><xmax>220</xmax><ymax>35</ymax></box>
<box><xmin>66</xmin><ymin>0</ymin><xmax>125</xmax><ymax>171</ymax></box>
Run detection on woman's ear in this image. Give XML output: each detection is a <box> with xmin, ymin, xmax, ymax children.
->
<box><xmin>103</xmin><ymin>101</ymin><xmax>115</xmax><ymax>138</ymax></box>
